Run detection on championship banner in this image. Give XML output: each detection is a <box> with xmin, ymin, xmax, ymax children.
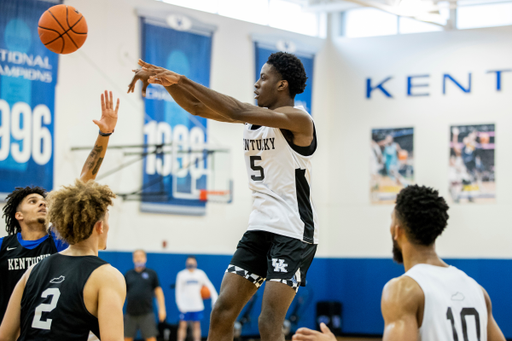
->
<box><xmin>0</xmin><ymin>0</ymin><xmax>59</xmax><ymax>199</ymax></box>
<box><xmin>254</xmin><ymin>41</ymin><xmax>314</xmax><ymax>114</ymax></box>
<box><xmin>140</xmin><ymin>17</ymin><xmax>213</xmax><ymax>215</ymax></box>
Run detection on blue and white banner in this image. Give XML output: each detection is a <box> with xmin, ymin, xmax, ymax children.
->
<box><xmin>254</xmin><ymin>41</ymin><xmax>314</xmax><ymax>115</ymax></box>
<box><xmin>140</xmin><ymin>18</ymin><xmax>212</xmax><ymax>215</ymax></box>
<box><xmin>0</xmin><ymin>0</ymin><xmax>59</xmax><ymax>198</ymax></box>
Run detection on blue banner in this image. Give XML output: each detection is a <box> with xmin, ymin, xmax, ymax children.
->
<box><xmin>141</xmin><ymin>20</ymin><xmax>212</xmax><ymax>215</ymax></box>
<box><xmin>0</xmin><ymin>0</ymin><xmax>58</xmax><ymax>197</ymax></box>
<box><xmin>254</xmin><ymin>42</ymin><xmax>314</xmax><ymax>114</ymax></box>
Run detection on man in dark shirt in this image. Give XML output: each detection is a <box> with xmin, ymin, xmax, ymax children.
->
<box><xmin>124</xmin><ymin>249</ymin><xmax>167</xmax><ymax>341</ymax></box>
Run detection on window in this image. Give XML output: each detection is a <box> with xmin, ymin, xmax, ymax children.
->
<box><xmin>159</xmin><ymin>0</ymin><xmax>217</xmax><ymax>14</ymax></box>
<box><xmin>218</xmin><ymin>0</ymin><xmax>269</xmax><ymax>26</ymax></box>
<box><xmin>269</xmin><ymin>0</ymin><xmax>321</xmax><ymax>36</ymax></box>
<box><xmin>457</xmin><ymin>1</ymin><xmax>512</xmax><ymax>29</ymax></box>
<box><xmin>157</xmin><ymin>0</ymin><xmax>324</xmax><ymax>37</ymax></box>
<box><xmin>344</xmin><ymin>8</ymin><xmax>398</xmax><ymax>38</ymax></box>
<box><xmin>399</xmin><ymin>16</ymin><xmax>443</xmax><ymax>34</ymax></box>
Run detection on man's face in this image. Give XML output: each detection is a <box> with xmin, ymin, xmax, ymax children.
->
<box><xmin>98</xmin><ymin>211</ymin><xmax>110</xmax><ymax>251</ymax></box>
<box><xmin>254</xmin><ymin>63</ymin><xmax>282</xmax><ymax>108</ymax></box>
<box><xmin>16</xmin><ymin>193</ymin><xmax>47</xmax><ymax>227</ymax></box>
<box><xmin>390</xmin><ymin>209</ymin><xmax>404</xmax><ymax>264</ymax></box>
<box><xmin>133</xmin><ymin>250</ymin><xmax>147</xmax><ymax>267</ymax></box>
<box><xmin>186</xmin><ymin>258</ymin><xmax>197</xmax><ymax>271</ymax></box>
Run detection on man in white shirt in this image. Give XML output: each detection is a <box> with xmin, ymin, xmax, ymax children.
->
<box><xmin>175</xmin><ymin>256</ymin><xmax>218</xmax><ymax>341</ymax></box>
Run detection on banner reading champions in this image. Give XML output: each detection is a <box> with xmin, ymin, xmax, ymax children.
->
<box><xmin>0</xmin><ymin>0</ymin><xmax>59</xmax><ymax>198</ymax></box>
<box><xmin>141</xmin><ymin>18</ymin><xmax>212</xmax><ymax>215</ymax></box>
<box><xmin>254</xmin><ymin>41</ymin><xmax>314</xmax><ymax>114</ymax></box>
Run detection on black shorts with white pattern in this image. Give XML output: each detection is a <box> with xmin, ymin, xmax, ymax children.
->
<box><xmin>226</xmin><ymin>230</ymin><xmax>317</xmax><ymax>292</ymax></box>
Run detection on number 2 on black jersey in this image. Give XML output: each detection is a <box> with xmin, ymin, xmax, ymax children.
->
<box><xmin>446</xmin><ymin>307</ymin><xmax>481</xmax><ymax>341</ymax></box>
<box><xmin>32</xmin><ymin>288</ymin><xmax>61</xmax><ymax>330</ymax></box>
<box><xmin>250</xmin><ymin>156</ymin><xmax>265</xmax><ymax>181</ymax></box>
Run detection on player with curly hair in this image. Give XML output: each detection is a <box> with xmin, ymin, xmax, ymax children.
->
<box><xmin>128</xmin><ymin>52</ymin><xmax>317</xmax><ymax>341</ymax></box>
<box><xmin>293</xmin><ymin>185</ymin><xmax>505</xmax><ymax>341</ymax></box>
<box><xmin>0</xmin><ymin>180</ymin><xmax>126</xmax><ymax>341</ymax></box>
<box><xmin>0</xmin><ymin>91</ymin><xmax>120</xmax><ymax>324</ymax></box>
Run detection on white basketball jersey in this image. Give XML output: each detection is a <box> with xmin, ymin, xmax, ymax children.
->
<box><xmin>405</xmin><ymin>264</ymin><xmax>487</xmax><ymax>341</ymax></box>
<box><xmin>243</xmin><ymin>118</ymin><xmax>319</xmax><ymax>244</ymax></box>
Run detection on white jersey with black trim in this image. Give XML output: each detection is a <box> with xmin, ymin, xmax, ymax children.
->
<box><xmin>404</xmin><ymin>264</ymin><xmax>487</xmax><ymax>341</ymax></box>
<box><xmin>243</xmin><ymin>112</ymin><xmax>318</xmax><ymax>244</ymax></box>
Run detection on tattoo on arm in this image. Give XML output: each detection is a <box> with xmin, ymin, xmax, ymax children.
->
<box><xmin>85</xmin><ymin>145</ymin><xmax>103</xmax><ymax>171</ymax></box>
<box><xmin>92</xmin><ymin>157</ymin><xmax>104</xmax><ymax>176</ymax></box>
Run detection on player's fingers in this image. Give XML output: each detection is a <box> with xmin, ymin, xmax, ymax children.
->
<box><xmin>109</xmin><ymin>91</ymin><xmax>113</xmax><ymax>109</ymax></box>
<box><xmin>291</xmin><ymin>333</ymin><xmax>313</xmax><ymax>341</ymax></box>
<box><xmin>319</xmin><ymin>323</ymin><xmax>332</xmax><ymax>334</ymax></box>
<box><xmin>92</xmin><ymin>119</ymin><xmax>101</xmax><ymax>127</ymax></box>
<box><xmin>115</xmin><ymin>98</ymin><xmax>120</xmax><ymax>114</ymax></box>
<box><xmin>139</xmin><ymin>59</ymin><xmax>154</xmax><ymax>69</ymax></box>
<box><xmin>142</xmin><ymin>82</ymin><xmax>149</xmax><ymax>97</ymax></box>
<box><xmin>295</xmin><ymin>328</ymin><xmax>315</xmax><ymax>335</ymax></box>
<box><xmin>101</xmin><ymin>93</ymin><xmax>106</xmax><ymax>111</ymax></box>
<box><xmin>105</xmin><ymin>90</ymin><xmax>111</xmax><ymax>109</ymax></box>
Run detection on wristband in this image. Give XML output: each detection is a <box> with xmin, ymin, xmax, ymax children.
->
<box><xmin>99</xmin><ymin>129</ymin><xmax>113</xmax><ymax>137</ymax></box>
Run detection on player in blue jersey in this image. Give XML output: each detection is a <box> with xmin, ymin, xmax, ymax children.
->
<box><xmin>0</xmin><ymin>90</ymin><xmax>120</xmax><ymax>323</ymax></box>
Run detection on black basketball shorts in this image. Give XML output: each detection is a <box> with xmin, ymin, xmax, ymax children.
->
<box><xmin>226</xmin><ymin>230</ymin><xmax>317</xmax><ymax>292</ymax></box>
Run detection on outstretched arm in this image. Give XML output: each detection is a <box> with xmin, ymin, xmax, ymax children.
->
<box><xmin>138</xmin><ymin>60</ymin><xmax>313</xmax><ymax>137</ymax></box>
<box><xmin>128</xmin><ymin>68</ymin><xmax>240</xmax><ymax>123</ymax></box>
<box><xmin>79</xmin><ymin>91</ymin><xmax>119</xmax><ymax>182</ymax></box>
<box><xmin>381</xmin><ymin>277</ymin><xmax>422</xmax><ymax>341</ymax></box>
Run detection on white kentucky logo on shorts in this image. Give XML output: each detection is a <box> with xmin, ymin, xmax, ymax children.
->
<box><xmin>272</xmin><ymin>258</ymin><xmax>288</xmax><ymax>273</ymax></box>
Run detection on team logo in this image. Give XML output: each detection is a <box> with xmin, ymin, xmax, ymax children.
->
<box><xmin>272</xmin><ymin>259</ymin><xmax>288</xmax><ymax>273</ymax></box>
<box><xmin>49</xmin><ymin>276</ymin><xmax>65</xmax><ymax>284</ymax></box>
<box><xmin>142</xmin><ymin>272</ymin><xmax>149</xmax><ymax>279</ymax></box>
<box><xmin>451</xmin><ymin>292</ymin><xmax>465</xmax><ymax>301</ymax></box>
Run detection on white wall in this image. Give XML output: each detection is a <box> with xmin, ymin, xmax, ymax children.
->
<box><xmin>0</xmin><ymin>0</ymin><xmax>333</xmax><ymax>256</ymax></box>
<box><xmin>327</xmin><ymin>26</ymin><xmax>512</xmax><ymax>258</ymax></box>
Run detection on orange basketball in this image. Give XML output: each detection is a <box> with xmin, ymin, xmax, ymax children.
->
<box><xmin>398</xmin><ymin>150</ymin><xmax>408</xmax><ymax>161</ymax></box>
<box><xmin>38</xmin><ymin>4</ymin><xmax>88</xmax><ymax>54</ymax></box>
<box><xmin>201</xmin><ymin>285</ymin><xmax>211</xmax><ymax>300</ymax></box>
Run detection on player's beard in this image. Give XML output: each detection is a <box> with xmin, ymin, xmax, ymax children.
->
<box><xmin>392</xmin><ymin>238</ymin><xmax>404</xmax><ymax>264</ymax></box>
<box><xmin>37</xmin><ymin>217</ymin><xmax>46</xmax><ymax>225</ymax></box>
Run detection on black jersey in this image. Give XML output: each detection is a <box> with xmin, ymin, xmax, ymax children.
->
<box><xmin>0</xmin><ymin>234</ymin><xmax>57</xmax><ymax>322</ymax></box>
<box><xmin>18</xmin><ymin>253</ymin><xmax>108</xmax><ymax>341</ymax></box>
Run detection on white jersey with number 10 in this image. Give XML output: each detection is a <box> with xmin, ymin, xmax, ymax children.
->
<box><xmin>405</xmin><ymin>264</ymin><xmax>487</xmax><ymax>341</ymax></box>
<box><xmin>242</xmin><ymin>111</ymin><xmax>319</xmax><ymax>244</ymax></box>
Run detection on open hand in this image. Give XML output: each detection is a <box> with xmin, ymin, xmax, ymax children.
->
<box><xmin>127</xmin><ymin>68</ymin><xmax>153</xmax><ymax>97</ymax></box>
<box><xmin>93</xmin><ymin>90</ymin><xmax>119</xmax><ymax>134</ymax></box>
<box><xmin>292</xmin><ymin>323</ymin><xmax>336</xmax><ymax>341</ymax></box>
<box><xmin>127</xmin><ymin>59</ymin><xmax>181</xmax><ymax>96</ymax></box>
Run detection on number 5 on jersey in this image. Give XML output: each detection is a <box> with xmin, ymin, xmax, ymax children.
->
<box><xmin>250</xmin><ymin>156</ymin><xmax>265</xmax><ymax>181</ymax></box>
<box><xmin>32</xmin><ymin>288</ymin><xmax>61</xmax><ymax>330</ymax></box>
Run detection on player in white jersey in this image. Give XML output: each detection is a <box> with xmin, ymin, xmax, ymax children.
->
<box><xmin>292</xmin><ymin>185</ymin><xmax>505</xmax><ymax>341</ymax></box>
<box><xmin>128</xmin><ymin>52</ymin><xmax>317</xmax><ymax>341</ymax></box>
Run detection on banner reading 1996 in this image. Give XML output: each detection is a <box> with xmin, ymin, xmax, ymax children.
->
<box><xmin>141</xmin><ymin>18</ymin><xmax>212</xmax><ymax>215</ymax></box>
<box><xmin>0</xmin><ymin>0</ymin><xmax>58</xmax><ymax>198</ymax></box>
<box><xmin>254</xmin><ymin>42</ymin><xmax>314</xmax><ymax>115</ymax></box>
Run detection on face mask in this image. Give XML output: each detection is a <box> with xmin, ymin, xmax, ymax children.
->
<box><xmin>135</xmin><ymin>262</ymin><xmax>146</xmax><ymax>268</ymax></box>
<box><xmin>186</xmin><ymin>264</ymin><xmax>196</xmax><ymax>269</ymax></box>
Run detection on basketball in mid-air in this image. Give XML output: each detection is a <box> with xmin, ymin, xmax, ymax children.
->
<box><xmin>201</xmin><ymin>285</ymin><xmax>211</xmax><ymax>300</ymax></box>
<box><xmin>38</xmin><ymin>4</ymin><xmax>88</xmax><ymax>54</ymax></box>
